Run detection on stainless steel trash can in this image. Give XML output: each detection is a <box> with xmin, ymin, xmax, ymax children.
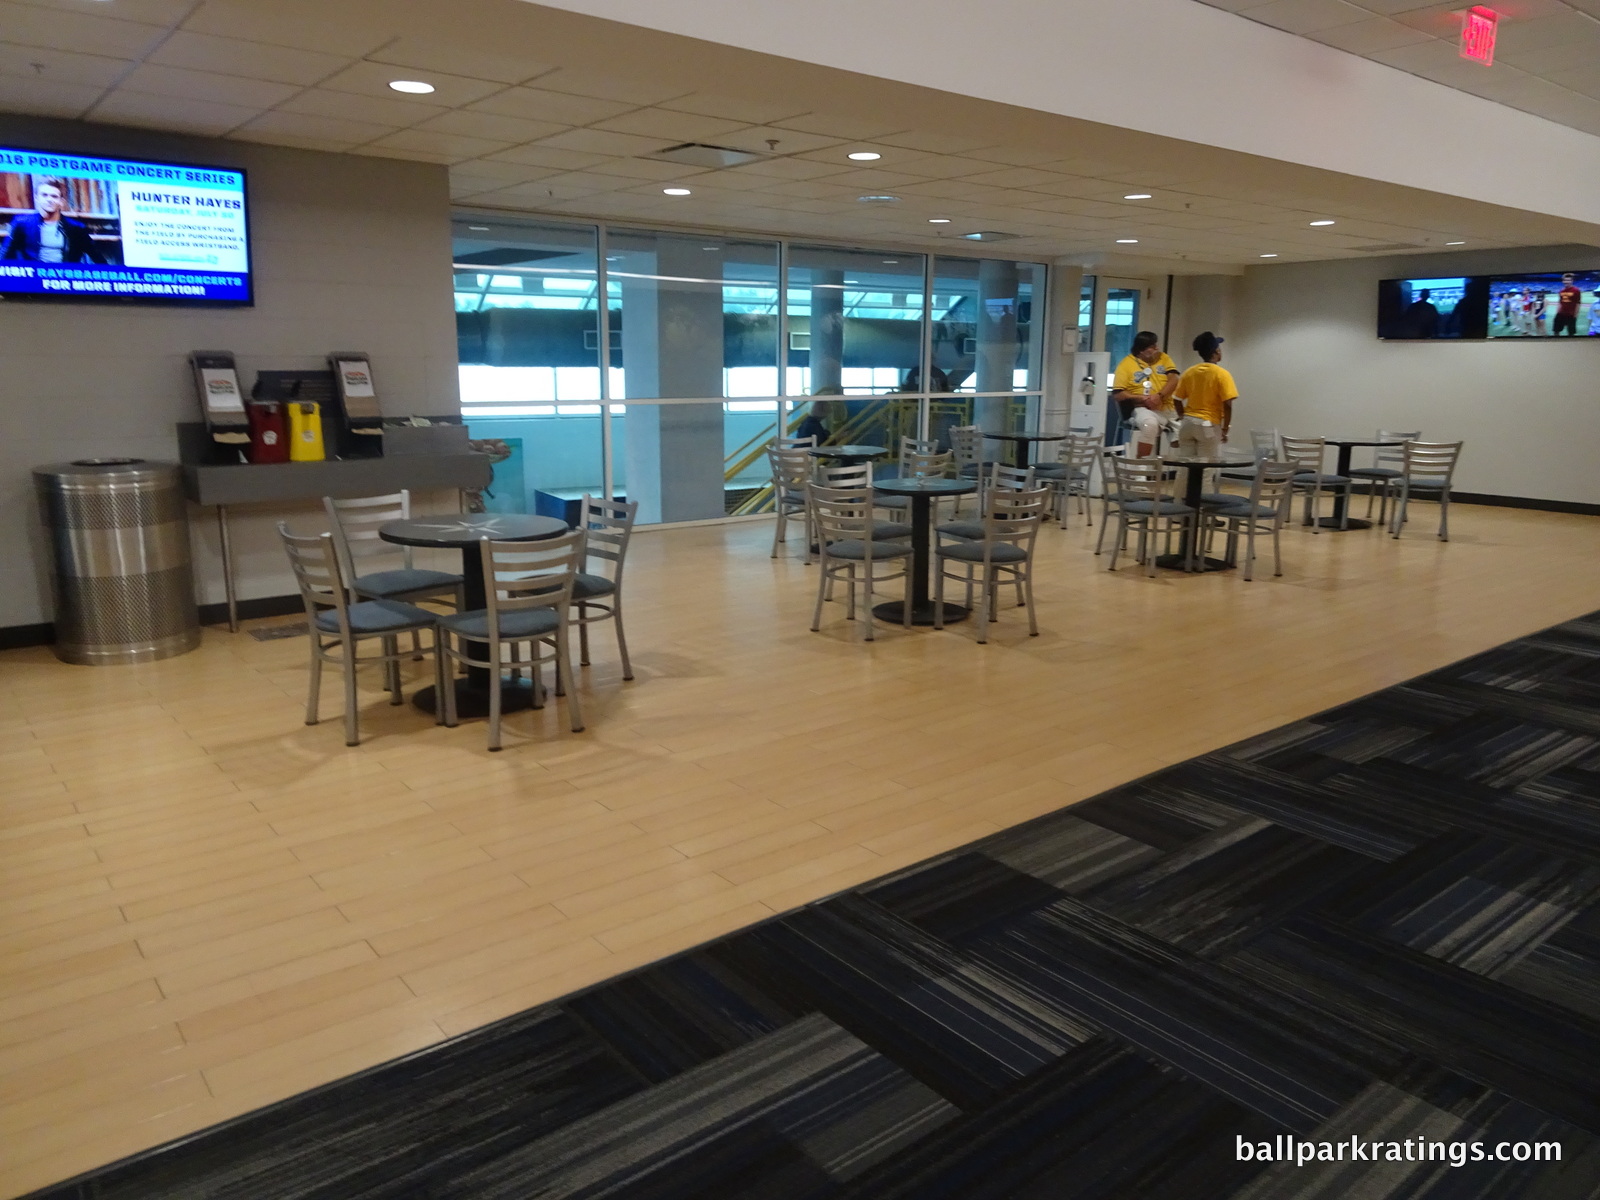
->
<box><xmin>34</xmin><ymin>459</ymin><xmax>201</xmax><ymax>665</ymax></box>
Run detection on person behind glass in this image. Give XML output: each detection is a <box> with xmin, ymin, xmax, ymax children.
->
<box><xmin>0</xmin><ymin>178</ymin><xmax>104</xmax><ymax>264</ymax></box>
<box><xmin>1110</xmin><ymin>331</ymin><xmax>1178</xmax><ymax>453</ymax></box>
<box><xmin>1173</xmin><ymin>331</ymin><xmax>1237</xmax><ymax>485</ymax></box>
<box><xmin>795</xmin><ymin>386</ymin><xmax>843</xmax><ymax>444</ymax></box>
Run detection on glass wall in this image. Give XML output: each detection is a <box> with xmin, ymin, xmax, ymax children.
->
<box><xmin>454</xmin><ymin>213</ymin><xmax>1047</xmax><ymax>524</ymax></box>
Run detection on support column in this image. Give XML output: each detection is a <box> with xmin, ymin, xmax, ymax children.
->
<box><xmin>974</xmin><ymin>259</ymin><xmax>1018</xmax><ymax>436</ymax></box>
<box><xmin>809</xmin><ymin>269</ymin><xmax>844</xmax><ymax>394</ymax></box>
<box><xmin>621</xmin><ymin>240</ymin><xmax>725</xmax><ymax>524</ymax></box>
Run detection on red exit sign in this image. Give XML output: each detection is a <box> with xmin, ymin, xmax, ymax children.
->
<box><xmin>1461</xmin><ymin>6</ymin><xmax>1500</xmax><ymax>65</ymax></box>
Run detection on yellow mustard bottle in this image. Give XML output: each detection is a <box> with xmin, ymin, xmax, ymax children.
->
<box><xmin>288</xmin><ymin>401</ymin><xmax>326</xmax><ymax>462</ymax></box>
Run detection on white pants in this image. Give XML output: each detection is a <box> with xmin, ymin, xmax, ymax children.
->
<box><xmin>1178</xmin><ymin>418</ymin><xmax>1221</xmax><ymax>491</ymax></box>
<box><xmin>1126</xmin><ymin>408</ymin><xmax>1161</xmax><ymax>457</ymax></box>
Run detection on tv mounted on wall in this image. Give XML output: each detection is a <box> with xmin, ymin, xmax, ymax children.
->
<box><xmin>1488</xmin><ymin>272</ymin><xmax>1600</xmax><ymax>339</ymax></box>
<box><xmin>1376</xmin><ymin>276</ymin><xmax>1488</xmax><ymax>340</ymax></box>
<box><xmin>0</xmin><ymin>145</ymin><xmax>251</xmax><ymax>306</ymax></box>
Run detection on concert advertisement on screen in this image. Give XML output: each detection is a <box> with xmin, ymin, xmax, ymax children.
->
<box><xmin>0</xmin><ymin>146</ymin><xmax>251</xmax><ymax>305</ymax></box>
<box><xmin>1488</xmin><ymin>272</ymin><xmax>1600</xmax><ymax>338</ymax></box>
<box><xmin>1376</xmin><ymin>276</ymin><xmax>1488</xmax><ymax>340</ymax></box>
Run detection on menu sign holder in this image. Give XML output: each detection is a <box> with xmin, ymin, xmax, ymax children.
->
<box><xmin>190</xmin><ymin>351</ymin><xmax>249</xmax><ymax>459</ymax></box>
<box><xmin>329</xmin><ymin>352</ymin><xmax>384</xmax><ymax>458</ymax></box>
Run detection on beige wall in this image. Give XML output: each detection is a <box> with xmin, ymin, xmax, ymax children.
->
<box><xmin>1207</xmin><ymin>247</ymin><xmax>1600</xmax><ymax>504</ymax></box>
<box><xmin>0</xmin><ymin>116</ymin><xmax>460</xmax><ymax>630</ymax></box>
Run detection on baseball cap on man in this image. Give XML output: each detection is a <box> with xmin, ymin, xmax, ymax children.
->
<box><xmin>1192</xmin><ymin>331</ymin><xmax>1225</xmax><ymax>357</ymax></box>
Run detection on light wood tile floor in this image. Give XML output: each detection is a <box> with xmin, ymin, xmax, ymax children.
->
<box><xmin>3</xmin><ymin>501</ymin><xmax>1598</xmax><ymax>1195</ymax></box>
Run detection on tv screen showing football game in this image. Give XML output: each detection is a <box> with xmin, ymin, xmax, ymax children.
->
<box><xmin>1488</xmin><ymin>272</ymin><xmax>1600</xmax><ymax>338</ymax></box>
<box><xmin>1376</xmin><ymin>276</ymin><xmax>1488</xmax><ymax>340</ymax></box>
<box><xmin>0</xmin><ymin>146</ymin><xmax>250</xmax><ymax>305</ymax></box>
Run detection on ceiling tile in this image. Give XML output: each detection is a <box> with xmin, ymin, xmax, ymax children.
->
<box><xmin>956</xmin><ymin>166</ymin><xmax>1072</xmax><ymax>188</ymax></box>
<box><xmin>0</xmin><ymin>42</ymin><xmax>127</xmax><ymax>88</ymax></box>
<box><xmin>0</xmin><ymin>73</ymin><xmax>99</xmax><ymax>117</ymax></box>
<box><xmin>583</xmin><ymin>157</ymin><xmax>708</xmax><ymax>180</ymax></box>
<box><xmin>535</xmin><ymin>128</ymin><xmax>677</xmax><ymax>156</ymax></box>
<box><xmin>959</xmin><ymin>146</ymin><xmax>1066</xmax><ymax>167</ymax></box>
<box><xmin>365</xmin><ymin>129</ymin><xmax>514</xmax><ymax>161</ymax></box>
<box><xmin>231</xmin><ymin>111</ymin><xmax>398</xmax><ymax>147</ymax></box>
<box><xmin>655</xmin><ymin>92</ymin><xmax>811</xmax><ymax>123</ymax></box>
<box><xmin>450</xmin><ymin>157</ymin><xmax>563</xmax><ymax>182</ymax></box>
<box><xmin>1548</xmin><ymin>62</ymin><xmax>1600</xmax><ymax>100</ymax></box>
<box><xmin>87</xmin><ymin>89</ymin><xmax>263</xmax><ymax>137</ymax></box>
<box><xmin>0</xmin><ymin>2</ymin><xmax>166</xmax><ymax>57</ymax></box>
<box><xmin>482</xmin><ymin>144</ymin><xmax>613</xmax><ymax>171</ymax></box>
<box><xmin>366</xmin><ymin>36</ymin><xmax>554</xmax><ymax>86</ymax></box>
<box><xmin>176</xmin><ymin>0</ymin><xmax>394</xmax><ymax>57</ymax></box>
<box><xmin>708</xmin><ymin>126</ymin><xmax>844</xmax><ymax>156</ymax></box>
<box><xmin>769</xmin><ymin>112</ymin><xmax>911</xmax><ymax>140</ymax></box>
<box><xmin>466</xmin><ymin>86</ymin><xmax>634</xmax><ymax>126</ymax></box>
<box><xmin>1306</xmin><ymin>15</ymin><xmax>1433</xmax><ymax>52</ymax></box>
<box><xmin>724</xmin><ymin>157</ymin><xmax>853</xmax><ymax>180</ymax></box>
<box><xmin>525</xmin><ymin>67</ymin><xmax>688</xmax><ymax>106</ymax></box>
<box><xmin>1237</xmin><ymin>0</ymin><xmax>1373</xmax><ymax>34</ymax></box>
<box><xmin>589</xmin><ymin>109</ymin><xmax>752</xmax><ymax>140</ymax></box>
<box><xmin>316</xmin><ymin>60</ymin><xmax>505</xmax><ymax>108</ymax></box>
<box><xmin>874</xmin><ymin>130</ymin><xmax>996</xmax><ymax>154</ymax></box>
<box><xmin>278</xmin><ymin>88</ymin><xmax>445</xmax><ymax>127</ymax></box>
<box><xmin>11</xmin><ymin>0</ymin><xmax>192</xmax><ymax>21</ymax></box>
<box><xmin>147</xmin><ymin>31</ymin><xmax>351</xmax><ymax>86</ymax></box>
<box><xmin>413</xmin><ymin>110</ymin><xmax>568</xmax><ymax>143</ymax></box>
<box><xmin>118</xmin><ymin>63</ymin><xmax>300</xmax><ymax>108</ymax></box>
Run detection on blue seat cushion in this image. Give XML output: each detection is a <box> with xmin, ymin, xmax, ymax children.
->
<box><xmin>315</xmin><ymin>599</ymin><xmax>438</xmax><ymax>635</ymax></box>
<box><xmin>1347</xmin><ymin>467</ymin><xmax>1401</xmax><ymax>479</ymax></box>
<box><xmin>1199</xmin><ymin>492</ymin><xmax>1239</xmax><ymax>507</ymax></box>
<box><xmin>572</xmin><ymin>572</ymin><xmax>616</xmax><ymax>600</ymax></box>
<box><xmin>938</xmin><ymin>540</ymin><xmax>1028</xmax><ymax>564</ymax></box>
<box><xmin>872</xmin><ymin>521</ymin><xmax>914</xmax><ymax>540</ymax></box>
<box><xmin>937</xmin><ymin>520</ymin><xmax>986</xmax><ymax>540</ymax></box>
<box><xmin>1120</xmin><ymin>499</ymin><xmax>1193</xmax><ymax>516</ymax></box>
<box><xmin>439</xmin><ymin>607</ymin><xmax>561</xmax><ymax>640</ymax></box>
<box><xmin>1395</xmin><ymin>477</ymin><xmax>1450</xmax><ymax>490</ymax></box>
<box><xmin>1216</xmin><ymin>502</ymin><xmax>1281</xmax><ymax>520</ymax></box>
<box><xmin>352</xmin><ymin>568</ymin><xmax>462</xmax><ymax>599</ymax></box>
<box><xmin>874</xmin><ymin>495</ymin><xmax>911</xmax><ymax>509</ymax></box>
<box><xmin>823</xmin><ymin>539</ymin><xmax>912</xmax><ymax>561</ymax></box>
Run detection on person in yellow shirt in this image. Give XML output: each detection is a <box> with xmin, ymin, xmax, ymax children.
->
<box><xmin>1173</xmin><ymin>331</ymin><xmax>1238</xmax><ymax>487</ymax></box>
<box><xmin>1110</xmin><ymin>331</ymin><xmax>1179</xmax><ymax>457</ymax></box>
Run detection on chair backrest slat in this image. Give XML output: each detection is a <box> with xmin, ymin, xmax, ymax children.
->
<box><xmin>1374</xmin><ymin>429</ymin><xmax>1421</xmax><ymax>469</ymax></box>
<box><xmin>808</xmin><ymin>484</ymin><xmax>881</xmax><ymax>547</ymax></box>
<box><xmin>279</xmin><ymin>523</ymin><xmax>350</xmax><ymax>628</ymax></box>
<box><xmin>949</xmin><ymin>425</ymin><xmax>983</xmax><ymax>470</ymax></box>
<box><xmin>901</xmin><ymin>449</ymin><xmax>953</xmax><ymax>480</ymax></box>
<box><xmin>898</xmin><ymin>436</ymin><xmax>938</xmax><ymax>470</ymax></box>
<box><xmin>1109</xmin><ymin>456</ymin><xmax>1179</xmax><ymax>503</ymax></box>
<box><xmin>1278</xmin><ymin>436</ymin><xmax>1327</xmax><ymax>474</ymax></box>
<box><xmin>325</xmin><ymin>490</ymin><xmax>414</xmax><ymax>577</ymax></box>
<box><xmin>1401</xmin><ymin>440</ymin><xmax>1463</xmax><ymax>482</ymax></box>
<box><xmin>817</xmin><ymin>462</ymin><xmax>871</xmax><ymax>490</ymax></box>
<box><xmin>768</xmin><ymin>446</ymin><xmax>813</xmax><ymax>494</ymax></box>
<box><xmin>775</xmin><ymin>434</ymin><xmax>817</xmax><ymax>451</ymax></box>
<box><xmin>1247</xmin><ymin>462</ymin><xmax>1299</xmax><ymax>516</ymax></box>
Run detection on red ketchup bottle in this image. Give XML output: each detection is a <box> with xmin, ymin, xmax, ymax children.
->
<box><xmin>247</xmin><ymin>400</ymin><xmax>290</xmax><ymax>464</ymax></box>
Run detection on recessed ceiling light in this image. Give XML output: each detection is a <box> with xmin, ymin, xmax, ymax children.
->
<box><xmin>1116</xmin><ymin>239</ymin><xmax>1139</xmax><ymax>244</ymax></box>
<box><xmin>388</xmin><ymin>80</ymin><xmax>435</xmax><ymax>94</ymax></box>
<box><xmin>1309</xmin><ymin>219</ymin><xmax>1336</xmax><ymax>226</ymax></box>
<box><xmin>882</xmin><ymin>259</ymin><xmax>899</xmax><ymax>264</ymax></box>
<box><xmin>1259</xmin><ymin>253</ymin><xmax>1278</xmax><ymax>258</ymax></box>
<box><xmin>662</xmin><ymin>187</ymin><xmax>692</xmax><ymax>196</ymax></box>
<box><xmin>847</xmin><ymin>151</ymin><xmax>882</xmax><ymax>161</ymax></box>
<box><xmin>1446</xmin><ymin>240</ymin><xmax>1466</xmax><ymax>245</ymax></box>
<box><xmin>467</xmin><ymin>225</ymin><xmax>489</xmax><ymax>231</ymax></box>
<box><xmin>702</xmin><ymin>245</ymin><xmax>720</xmax><ymax>251</ymax></box>
<box><xmin>928</xmin><ymin>218</ymin><xmax>950</xmax><ymax>224</ymax></box>
<box><xmin>857</xmin><ymin>194</ymin><xmax>900</xmax><ymax>203</ymax></box>
<box><xmin>1124</xmin><ymin>193</ymin><xmax>1152</xmax><ymax>200</ymax></box>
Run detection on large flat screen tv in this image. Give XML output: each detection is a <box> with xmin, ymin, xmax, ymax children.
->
<box><xmin>1376</xmin><ymin>276</ymin><xmax>1488</xmax><ymax>340</ymax></box>
<box><xmin>0</xmin><ymin>146</ymin><xmax>250</xmax><ymax>305</ymax></box>
<box><xmin>1488</xmin><ymin>272</ymin><xmax>1600</xmax><ymax>338</ymax></box>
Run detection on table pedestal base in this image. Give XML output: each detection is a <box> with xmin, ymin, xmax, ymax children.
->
<box><xmin>1154</xmin><ymin>553</ymin><xmax>1234</xmax><ymax>574</ymax></box>
<box><xmin>1305</xmin><ymin>516</ymin><xmax>1372</xmax><ymax>531</ymax></box>
<box><xmin>871</xmin><ymin>600</ymin><xmax>970</xmax><ymax>626</ymax></box>
<box><xmin>411</xmin><ymin>677</ymin><xmax>542</xmax><ymax>719</ymax></box>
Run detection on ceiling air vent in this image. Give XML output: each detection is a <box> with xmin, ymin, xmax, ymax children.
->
<box><xmin>649</xmin><ymin>143</ymin><xmax>766</xmax><ymax>169</ymax></box>
<box><xmin>1354</xmin><ymin>242</ymin><xmax>1427</xmax><ymax>252</ymax></box>
<box><xmin>961</xmin><ymin>231</ymin><xmax>1019</xmax><ymax>242</ymax></box>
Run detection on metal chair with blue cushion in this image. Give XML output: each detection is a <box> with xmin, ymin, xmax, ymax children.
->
<box><xmin>817</xmin><ymin>463</ymin><xmax>913</xmax><ymax>541</ymax></box>
<box><xmin>279</xmin><ymin>523</ymin><xmax>444</xmax><ymax>747</ymax></box>
<box><xmin>1389</xmin><ymin>440</ymin><xmax>1464</xmax><ymax>542</ymax></box>
<box><xmin>1211</xmin><ymin>461</ymin><xmax>1298</xmax><ymax>581</ymax></box>
<box><xmin>1107</xmin><ymin>456</ymin><xmax>1194</xmax><ymax>576</ymax></box>
<box><xmin>937</xmin><ymin>462</ymin><xmax>1034</xmax><ymax>543</ymax></box>
<box><xmin>1279</xmin><ymin>435</ymin><xmax>1354</xmax><ymax>533</ymax></box>
<box><xmin>574</xmin><ymin>494</ymin><xmax>638</xmax><ymax>681</ymax></box>
<box><xmin>1348</xmin><ymin>429</ymin><xmax>1420</xmax><ymax>525</ymax></box>
<box><xmin>808</xmin><ymin>484</ymin><xmax>914</xmax><ymax>642</ymax></box>
<box><xmin>439</xmin><ymin>531</ymin><xmax>585</xmax><ymax>751</ymax></box>
<box><xmin>325</xmin><ymin>492</ymin><xmax>464</xmax><ymax>658</ymax></box>
<box><xmin>935</xmin><ymin>486</ymin><xmax>1050</xmax><ymax>643</ymax></box>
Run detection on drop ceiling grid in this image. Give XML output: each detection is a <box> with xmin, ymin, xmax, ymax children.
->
<box><xmin>0</xmin><ymin>0</ymin><xmax>1541</xmax><ymax>264</ymax></box>
<box><xmin>1192</xmin><ymin>0</ymin><xmax>1600</xmax><ymax>135</ymax></box>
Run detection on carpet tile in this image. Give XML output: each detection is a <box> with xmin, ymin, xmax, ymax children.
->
<box><xmin>28</xmin><ymin>611</ymin><xmax>1600</xmax><ymax>1198</ymax></box>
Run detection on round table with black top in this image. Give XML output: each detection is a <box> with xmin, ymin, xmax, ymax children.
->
<box><xmin>1155</xmin><ymin>452</ymin><xmax>1258</xmax><ymax>573</ymax></box>
<box><xmin>869</xmin><ymin>476</ymin><xmax>979</xmax><ymax>625</ymax></box>
<box><xmin>380</xmin><ymin>513</ymin><xmax>569</xmax><ymax>717</ymax></box>
<box><xmin>1314</xmin><ymin>437</ymin><xmax>1405</xmax><ymax>530</ymax></box>
<box><xmin>982</xmin><ymin>431</ymin><xmax>1067</xmax><ymax>470</ymax></box>
<box><xmin>804</xmin><ymin>444</ymin><xmax>888</xmax><ymax>467</ymax></box>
